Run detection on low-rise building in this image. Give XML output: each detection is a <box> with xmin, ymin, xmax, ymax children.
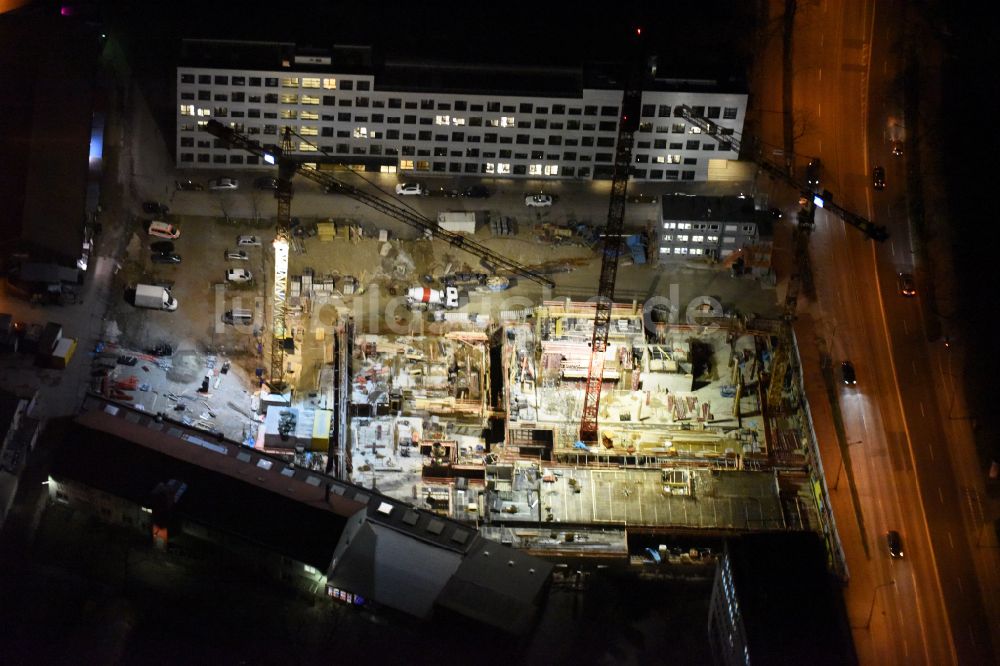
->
<box><xmin>657</xmin><ymin>194</ymin><xmax>759</xmax><ymax>263</ymax></box>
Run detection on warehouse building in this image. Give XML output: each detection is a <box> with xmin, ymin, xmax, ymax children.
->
<box><xmin>176</xmin><ymin>39</ymin><xmax>746</xmax><ymax>182</ymax></box>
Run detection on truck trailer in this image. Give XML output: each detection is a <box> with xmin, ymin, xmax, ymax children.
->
<box><xmin>437</xmin><ymin>211</ymin><xmax>476</xmax><ymax>234</ymax></box>
<box><xmin>135</xmin><ymin>284</ymin><xmax>177</xmax><ymax>311</ymax></box>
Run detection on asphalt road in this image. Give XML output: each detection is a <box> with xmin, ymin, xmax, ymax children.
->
<box><xmin>760</xmin><ymin>0</ymin><xmax>1000</xmax><ymax>663</ymax></box>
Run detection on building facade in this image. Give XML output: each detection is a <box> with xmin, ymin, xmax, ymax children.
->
<box><xmin>657</xmin><ymin>194</ymin><xmax>759</xmax><ymax>263</ymax></box>
<box><xmin>176</xmin><ymin>40</ymin><xmax>746</xmax><ymax>182</ymax></box>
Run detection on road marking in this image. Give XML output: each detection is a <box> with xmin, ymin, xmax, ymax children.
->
<box><xmin>928</xmin><ymin>444</ymin><xmax>934</xmax><ymax>460</ymax></box>
<box><xmin>957</xmin><ymin>577</ymin><xmax>964</xmax><ymax>593</ymax></box>
<box><xmin>938</xmin><ymin>487</ymin><xmax>945</xmax><ymax>503</ymax></box>
<box><xmin>891</xmin><ymin>239</ymin><xmax>896</xmax><ymax>256</ymax></box>
<box><xmin>912</xmin><ymin>360</ymin><xmax>918</xmax><ymax>375</ymax></box>
<box><xmin>920</xmin><ymin>402</ymin><xmax>925</xmax><ymax>418</ymax></box>
<box><xmin>817</xmin><ymin>103</ymin><xmax>822</xmax><ymax>118</ymax></box>
<box><xmin>819</xmin><ymin>68</ymin><xmax>823</xmax><ymax>82</ymax></box>
<box><xmin>903</xmin><ymin>319</ymin><xmax>908</xmax><ymax>334</ymax></box>
<box><xmin>948</xmin><ymin>531</ymin><xmax>954</xmax><ymax>549</ymax></box>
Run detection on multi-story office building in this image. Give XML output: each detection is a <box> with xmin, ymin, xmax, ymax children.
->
<box><xmin>657</xmin><ymin>194</ymin><xmax>760</xmax><ymax>263</ymax></box>
<box><xmin>176</xmin><ymin>39</ymin><xmax>747</xmax><ymax>182</ymax></box>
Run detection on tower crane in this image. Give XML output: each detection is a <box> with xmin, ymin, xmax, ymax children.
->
<box><xmin>203</xmin><ymin>119</ymin><xmax>555</xmax><ymax>387</ymax></box>
<box><xmin>680</xmin><ymin>107</ymin><xmax>889</xmax><ymax>242</ymax></box>
<box><xmin>579</xmin><ymin>32</ymin><xmax>646</xmax><ymax>443</ymax></box>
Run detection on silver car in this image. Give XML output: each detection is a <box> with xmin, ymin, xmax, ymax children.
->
<box><xmin>226</xmin><ymin>268</ymin><xmax>253</xmax><ymax>283</ymax></box>
<box><xmin>237</xmin><ymin>235</ymin><xmax>262</xmax><ymax>246</ymax></box>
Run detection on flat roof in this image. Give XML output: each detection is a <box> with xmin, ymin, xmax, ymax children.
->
<box><xmin>661</xmin><ymin>194</ymin><xmax>758</xmax><ymax>223</ymax></box>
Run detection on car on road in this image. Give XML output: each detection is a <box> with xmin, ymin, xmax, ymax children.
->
<box><xmin>225</xmin><ymin>249</ymin><xmax>249</xmax><ymax>260</ymax></box>
<box><xmin>872</xmin><ymin>166</ymin><xmax>886</xmax><ymax>191</ymax></box>
<box><xmin>226</xmin><ymin>268</ymin><xmax>253</xmax><ymax>283</ymax></box>
<box><xmin>897</xmin><ymin>272</ymin><xmax>917</xmax><ymax>297</ymax></box>
<box><xmin>147</xmin><ymin>221</ymin><xmax>180</xmax><ymax>239</ymax></box>
<box><xmin>887</xmin><ymin>530</ymin><xmax>904</xmax><ymax>558</ymax></box>
<box><xmin>806</xmin><ymin>158</ymin><xmax>821</xmax><ymax>190</ymax></box>
<box><xmin>237</xmin><ymin>235</ymin><xmax>262</xmax><ymax>246</ymax></box>
<box><xmin>175</xmin><ymin>179</ymin><xmax>204</xmax><ymax>191</ymax></box>
<box><xmin>254</xmin><ymin>176</ymin><xmax>278</xmax><ymax>190</ymax></box>
<box><xmin>525</xmin><ymin>194</ymin><xmax>553</xmax><ymax>208</ymax></box>
<box><xmin>891</xmin><ymin>140</ymin><xmax>903</xmax><ymax>157</ymax></box>
<box><xmin>151</xmin><ymin>252</ymin><xmax>182</xmax><ymax>264</ymax></box>
<box><xmin>395</xmin><ymin>182</ymin><xmax>426</xmax><ymax>196</ymax></box>
<box><xmin>208</xmin><ymin>177</ymin><xmax>239</xmax><ymax>191</ymax></box>
<box><xmin>150</xmin><ymin>241</ymin><xmax>174</xmax><ymax>254</ymax></box>
<box><xmin>841</xmin><ymin>361</ymin><xmax>857</xmax><ymax>386</ymax></box>
<box><xmin>142</xmin><ymin>201</ymin><xmax>169</xmax><ymax>215</ymax></box>
<box><xmin>462</xmin><ymin>185</ymin><xmax>490</xmax><ymax>198</ymax></box>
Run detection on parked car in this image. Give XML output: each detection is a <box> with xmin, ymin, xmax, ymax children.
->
<box><xmin>151</xmin><ymin>252</ymin><xmax>182</xmax><ymax>264</ymax></box>
<box><xmin>462</xmin><ymin>185</ymin><xmax>490</xmax><ymax>198</ymax></box>
<box><xmin>142</xmin><ymin>201</ymin><xmax>169</xmax><ymax>215</ymax></box>
<box><xmin>395</xmin><ymin>182</ymin><xmax>426</xmax><ymax>196</ymax></box>
<box><xmin>226</xmin><ymin>268</ymin><xmax>253</xmax><ymax>283</ymax></box>
<box><xmin>887</xmin><ymin>530</ymin><xmax>904</xmax><ymax>558</ymax></box>
<box><xmin>872</xmin><ymin>165</ymin><xmax>886</xmax><ymax>190</ymax></box>
<box><xmin>175</xmin><ymin>179</ymin><xmax>204</xmax><ymax>191</ymax></box>
<box><xmin>897</xmin><ymin>272</ymin><xmax>917</xmax><ymax>297</ymax></box>
<box><xmin>225</xmin><ymin>249</ymin><xmax>249</xmax><ymax>260</ymax></box>
<box><xmin>237</xmin><ymin>235</ymin><xmax>262</xmax><ymax>246</ymax></box>
<box><xmin>841</xmin><ymin>361</ymin><xmax>857</xmax><ymax>386</ymax></box>
<box><xmin>525</xmin><ymin>194</ymin><xmax>553</xmax><ymax>207</ymax></box>
<box><xmin>208</xmin><ymin>177</ymin><xmax>239</xmax><ymax>191</ymax></box>
<box><xmin>254</xmin><ymin>176</ymin><xmax>278</xmax><ymax>190</ymax></box>
<box><xmin>147</xmin><ymin>221</ymin><xmax>180</xmax><ymax>239</ymax></box>
<box><xmin>150</xmin><ymin>241</ymin><xmax>175</xmax><ymax>254</ymax></box>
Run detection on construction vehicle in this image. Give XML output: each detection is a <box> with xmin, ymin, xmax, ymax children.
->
<box><xmin>579</xmin><ymin>30</ymin><xmax>646</xmax><ymax>443</ymax></box>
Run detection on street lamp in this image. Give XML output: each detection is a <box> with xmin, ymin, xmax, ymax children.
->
<box><xmin>833</xmin><ymin>439</ymin><xmax>863</xmax><ymax>491</ymax></box>
<box><xmin>861</xmin><ymin>579</ymin><xmax>895</xmax><ymax>630</ymax></box>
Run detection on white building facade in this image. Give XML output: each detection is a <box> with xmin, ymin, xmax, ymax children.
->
<box><xmin>175</xmin><ymin>40</ymin><xmax>747</xmax><ymax>182</ymax></box>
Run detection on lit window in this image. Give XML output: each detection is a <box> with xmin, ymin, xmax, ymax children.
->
<box><xmin>667</xmin><ymin>154</ymin><xmax>681</xmax><ymax>164</ymax></box>
<box><xmin>677</xmin><ymin>223</ymin><xmax>691</xmax><ymax>229</ymax></box>
<box><xmin>690</xmin><ymin>248</ymin><xmax>703</xmax><ymax>255</ymax></box>
<box><xmin>692</xmin><ymin>235</ymin><xmax>704</xmax><ymax>242</ymax></box>
<box><xmin>529</xmin><ymin>164</ymin><xmax>543</xmax><ymax>175</ymax></box>
<box><xmin>400</xmin><ymin>159</ymin><xmax>414</xmax><ymax>170</ymax></box>
<box><xmin>302</xmin><ymin>78</ymin><xmax>321</xmax><ymax>89</ymax></box>
<box><xmin>654</xmin><ymin>156</ymin><xmax>665</xmax><ymax>163</ymax></box>
<box><xmin>707</xmin><ymin>235</ymin><xmax>718</xmax><ymax>243</ymax></box>
<box><xmin>281</xmin><ymin>109</ymin><xmax>298</xmax><ymax>119</ymax></box>
<box><xmin>676</xmin><ymin>234</ymin><xmax>689</xmax><ymax>242</ymax></box>
<box><xmin>435</xmin><ymin>115</ymin><xmax>450</xmax><ymax>125</ymax></box>
<box><xmin>281</xmin><ymin>77</ymin><xmax>299</xmax><ymax>88</ymax></box>
<box><xmin>299</xmin><ymin>126</ymin><xmax>318</xmax><ymax>136</ymax></box>
<box><xmin>353</xmin><ymin>127</ymin><xmax>369</xmax><ymax>138</ymax></box>
<box><xmin>300</xmin><ymin>110</ymin><xmax>319</xmax><ymax>120</ymax></box>
<box><xmin>452</xmin><ymin>117</ymin><xmax>466</xmax><ymax>126</ymax></box>
<box><xmin>663</xmin><ymin>222</ymin><xmax>676</xmax><ymax>229</ymax></box>
<box><xmin>485</xmin><ymin>163</ymin><xmax>496</xmax><ymax>174</ymax></box>
<box><xmin>179</xmin><ymin>104</ymin><xmax>194</xmax><ymax>116</ymax></box>
<box><xmin>301</xmin><ymin>95</ymin><xmax>320</xmax><ymax>105</ymax></box>
<box><xmin>676</xmin><ymin>247</ymin><xmax>689</xmax><ymax>254</ymax></box>
<box><xmin>280</xmin><ymin>94</ymin><xmax>299</xmax><ymax>104</ymax></box>
<box><xmin>689</xmin><ymin>126</ymin><xmax>702</xmax><ymax>133</ymax></box>
<box><xmin>323</xmin><ymin>78</ymin><xmax>337</xmax><ymax>89</ymax></box>
<box><xmin>660</xmin><ymin>247</ymin><xmax>671</xmax><ymax>254</ymax></box>
<box><xmin>500</xmin><ymin>116</ymin><xmax>515</xmax><ymax>128</ymax></box>
<box><xmin>544</xmin><ymin>165</ymin><xmax>559</xmax><ymax>175</ymax></box>
<box><xmin>299</xmin><ymin>142</ymin><xmax>317</xmax><ymax>151</ymax></box>
<box><xmin>497</xmin><ymin>162</ymin><xmax>511</xmax><ymax>174</ymax></box>
<box><xmin>662</xmin><ymin>234</ymin><xmax>673</xmax><ymax>241</ymax></box>
<box><xmin>379</xmin><ymin>165</ymin><xmax>398</xmax><ymax>173</ymax></box>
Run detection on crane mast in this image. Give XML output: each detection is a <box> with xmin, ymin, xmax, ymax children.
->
<box><xmin>579</xmin><ymin>44</ymin><xmax>645</xmax><ymax>443</ymax></box>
